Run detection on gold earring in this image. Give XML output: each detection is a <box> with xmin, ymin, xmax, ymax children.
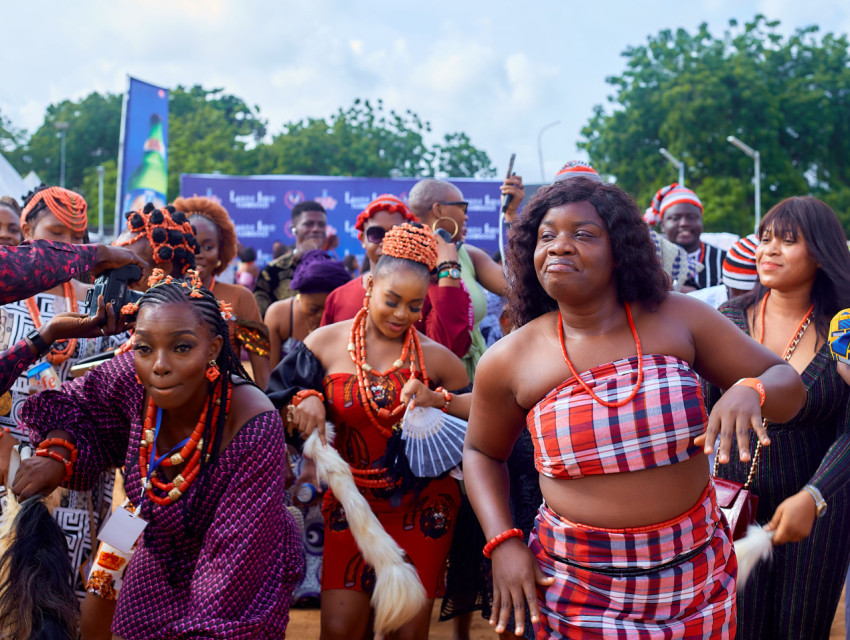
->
<box><xmin>431</xmin><ymin>216</ymin><xmax>459</xmax><ymax>241</ymax></box>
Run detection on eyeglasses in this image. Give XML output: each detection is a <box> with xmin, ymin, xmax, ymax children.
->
<box><xmin>437</xmin><ymin>201</ymin><xmax>469</xmax><ymax>214</ymax></box>
<box><xmin>365</xmin><ymin>226</ymin><xmax>388</xmax><ymax>244</ymax></box>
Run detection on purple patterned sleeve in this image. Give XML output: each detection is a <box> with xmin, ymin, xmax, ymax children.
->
<box><xmin>21</xmin><ymin>351</ymin><xmax>140</xmax><ymax>489</ymax></box>
<box><xmin>0</xmin><ymin>239</ymin><xmax>98</xmax><ymax>305</ymax></box>
<box><xmin>0</xmin><ymin>339</ymin><xmax>38</xmax><ymax>396</ymax></box>
<box><xmin>162</xmin><ymin>411</ymin><xmax>303</xmax><ymax>638</ymax></box>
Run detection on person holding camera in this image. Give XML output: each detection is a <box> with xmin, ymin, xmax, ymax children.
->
<box><xmin>0</xmin><ymin>186</ymin><xmax>146</xmax><ymax>600</ymax></box>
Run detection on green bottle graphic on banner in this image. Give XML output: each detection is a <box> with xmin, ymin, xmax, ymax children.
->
<box><xmin>124</xmin><ymin>114</ymin><xmax>167</xmax><ymax>213</ymax></box>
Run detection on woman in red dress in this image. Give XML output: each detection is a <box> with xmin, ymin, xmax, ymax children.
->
<box><xmin>268</xmin><ymin>223</ymin><xmax>471</xmax><ymax>639</ymax></box>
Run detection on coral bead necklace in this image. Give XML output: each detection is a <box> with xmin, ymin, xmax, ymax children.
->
<box><xmin>138</xmin><ymin>379</ymin><xmax>231</xmax><ymax>506</ymax></box>
<box><xmin>348</xmin><ymin>305</ymin><xmax>429</xmax><ymax>438</ymax></box>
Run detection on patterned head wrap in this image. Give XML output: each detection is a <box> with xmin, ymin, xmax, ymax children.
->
<box><xmin>290</xmin><ymin>249</ymin><xmax>352</xmax><ymax>294</ymax></box>
<box><xmin>646</xmin><ymin>183</ymin><xmax>703</xmax><ymax>225</ymax></box>
<box><xmin>553</xmin><ymin>160</ymin><xmax>602</xmax><ymax>183</ymax></box>
<box><xmin>722</xmin><ymin>234</ymin><xmax>759</xmax><ymax>291</ymax></box>
<box><xmin>21</xmin><ymin>186</ymin><xmax>88</xmax><ymax>232</ymax></box>
<box><xmin>354</xmin><ymin>194</ymin><xmax>417</xmax><ymax>234</ymax></box>
<box><xmin>115</xmin><ymin>203</ymin><xmax>199</xmax><ymax>275</ymax></box>
<box><xmin>380</xmin><ymin>223</ymin><xmax>438</xmax><ymax>271</ymax></box>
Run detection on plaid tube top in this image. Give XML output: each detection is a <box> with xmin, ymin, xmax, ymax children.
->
<box><xmin>527</xmin><ymin>354</ymin><xmax>706</xmax><ymax>479</ymax></box>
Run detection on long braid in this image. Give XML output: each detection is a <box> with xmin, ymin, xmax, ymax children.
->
<box><xmin>132</xmin><ymin>279</ymin><xmax>252</xmax><ymax>547</ymax></box>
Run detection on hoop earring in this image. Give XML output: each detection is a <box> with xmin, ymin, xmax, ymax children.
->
<box><xmin>431</xmin><ymin>216</ymin><xmax>459</xmax><ymax>241</ymax></box>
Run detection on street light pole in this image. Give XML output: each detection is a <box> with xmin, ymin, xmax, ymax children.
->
<box><xmin>727</xmin><ymin>135</ymin><xmax>761</xmax><ymax>234</ymax></box>
<box><xmin>97</xmin><ymin>165</ymin><xmax>105</xmax><ymax>240</ymax></box>
<box><xmin>659</xmin><ymin>148</ymin><xmax>685</xmax><ymax>186</ymax></box>
<box><xmin>55</xmin><ymin>121</ymin><xmax>69</xmax><ymax>188</ymax></box>
<box><xmin>537</xmin><ymin>120</ymin><xmax>561</xmax><ymax>183</ymax></box>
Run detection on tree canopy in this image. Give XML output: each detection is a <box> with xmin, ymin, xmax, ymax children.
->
<box><xmin>579</xmin><ymin>15</ymin><xmax>850</xmax><ymax>235</ymax></box>
<box><xmin>3</xmin><ymin>89</ymin><xmax>494</xmax><ymax>229</ymax></box>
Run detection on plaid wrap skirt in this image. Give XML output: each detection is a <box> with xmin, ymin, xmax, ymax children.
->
<box><xmin>529</xmin><ymin>482</ymin><xmax>736</xmax><ymax>639</ymax></box>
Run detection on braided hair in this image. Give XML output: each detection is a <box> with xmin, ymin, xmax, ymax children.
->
<box><xmin>132</xmin><ymin>277</ymin><xmax>252</xmax><ymax>544</ymax></box>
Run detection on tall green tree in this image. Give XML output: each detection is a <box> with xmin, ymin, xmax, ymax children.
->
<box><xmin>5</xmin><ymin>89</ymin><xmax>494</xmax><ymax>229</ymax></box>
<box><xmin>580</xmin><ymin>16</ymin><xmax>850</xmax><ymax>235</ymax></box>
<box><xmin>257</xmin><ymin>99</ymin><xmax>495</xmax><ymax>178</ymax></box>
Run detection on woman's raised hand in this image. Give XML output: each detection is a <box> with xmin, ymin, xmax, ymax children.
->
<box><xmin>695</xmin><ymin>384</ymin><xmax>770</xmax><ymax>465</ymax></box>
<box><xmin>399</xmin><ymin>379</ymin><xmax>445</xmax><ymax>410</ymax></box>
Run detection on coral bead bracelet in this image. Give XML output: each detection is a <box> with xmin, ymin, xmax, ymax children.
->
<box><xmin>483</xmin><ymin>528</ymin><xmax>523</xmax><ymax>558</ymax></box>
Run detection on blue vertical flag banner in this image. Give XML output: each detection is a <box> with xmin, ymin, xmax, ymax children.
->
<box><xmin>179</xmin><ymin>174</ymin><xmax>508</xmax><ymax>266</ymax></box>
<box><xmin>117</xmin><ymin>77</ymin><xmax>169</xmax><ymax>230</ymax></box>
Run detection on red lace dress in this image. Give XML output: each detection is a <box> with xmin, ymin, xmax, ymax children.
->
<box><xmin>321</xmin><ymin>370</ymin><xmax>460</xmax><ymax>597</ymax></box>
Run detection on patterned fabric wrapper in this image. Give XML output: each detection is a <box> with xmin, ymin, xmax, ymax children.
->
<box><xmin>86</xmin><ymin>540</ymin><xmax>136</xmax><ymax>601</ymax></box>
<box><xmin>530</xmin><ymin>482</ymin><xmax>736</xmax><ymax>639</ymax></box>
<box><xmin>235</xmin><ymin>319</ymin><xmax>270</xmax><ymax>356</ymax></box>
<box><xmin>527</xmin><ymin>355</ymin><xmax>706</xmax><ymax>479</ymax></box>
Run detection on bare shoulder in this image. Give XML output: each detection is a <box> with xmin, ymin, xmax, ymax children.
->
<box><xmin>228</xmin><ymin>377</ymin><xmax>275</xmax><ymax>425</ymax></box>
<box><xmin>654</xmin><ymin>292</ymin><xmax>731</xmax><ymax>330</ymax></box>
<box><xmin>476</xmin><ymin>313</ymin><xmax>554</xmax><ymax>379</ymax></box>
<box><xmin>304</xmin><ymin>321</ymin><xmax>350</xmax><ymax>358</ymax></box>
<box><xmin>264</xmin><ymin>298</ymin><xmax>290</xmax><ymax>324</ymax></box>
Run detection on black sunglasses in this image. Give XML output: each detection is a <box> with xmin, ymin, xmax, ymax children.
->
<box><xmin>437</xmin><ymin>200</ymin><xmax>469</xmax><ymax>214</ymax></box>
<box><xmin>365</xmin><ymin>226</ymin><xmax>388</xmax><ymax>244</ymax></box>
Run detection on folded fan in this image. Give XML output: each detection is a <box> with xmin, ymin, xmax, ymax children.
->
<box><xmin>400</xmin><ymin>402</ymin><xmax>467</xmax><ymax>477</ymax></box>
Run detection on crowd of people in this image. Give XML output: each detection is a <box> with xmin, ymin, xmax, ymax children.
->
<box><xmin>0</xmin><ymin>162</ymin><xmax>847</xmax><ymax>640</ymax></box>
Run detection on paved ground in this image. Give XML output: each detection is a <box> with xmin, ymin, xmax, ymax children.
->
<box><xmin>288</xmin><ymin>588</ymin><xmax>846</xmax><ymax>638</ymax></box>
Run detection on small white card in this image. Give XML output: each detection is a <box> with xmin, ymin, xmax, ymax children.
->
<box><xmin>98</xmin><ymin>506</ymin><xmax>147</xmax><ymax>554</ymax></box>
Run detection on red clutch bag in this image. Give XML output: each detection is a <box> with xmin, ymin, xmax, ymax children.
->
<box><xmin>713</xmin><ymin>424</ymin><xmax>763</xmax><ymax>541</ymax></box>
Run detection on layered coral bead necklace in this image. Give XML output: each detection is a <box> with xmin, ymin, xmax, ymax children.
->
<box><xmin>138</xmin><ymin>379</ymin><xmax>231</xmax><ymax>506</ymax></box>
<box><xmin>348</xmin><ymin>305</ymin><xmax>428</xmax><ymax>438</ymax></box>
<box><xmin>25</xmin><ymin>282</ymin><xmax>79</xmax><ymax>365</ymax></box>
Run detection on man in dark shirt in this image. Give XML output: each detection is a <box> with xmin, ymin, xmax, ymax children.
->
<box><xmin>254</xmin><ymin>201</ymin><xmax>327</xmax><ymax>317</ymax></box>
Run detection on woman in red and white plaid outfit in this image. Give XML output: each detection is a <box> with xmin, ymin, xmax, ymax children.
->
<box><xmin>463</xmin><ymin>178</ymin><xmax>806</xmax><ymax>639</ymax></box>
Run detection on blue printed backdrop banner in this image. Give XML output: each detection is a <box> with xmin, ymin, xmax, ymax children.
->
<box><xmin>180</xmin><ymin>174</ymin><xmax>506</xmax><ymax>265</ymax></box>
<box><xmin>119</xmin><ymin>77</ymin><xmax>169</xmax><ymax>226</ymax></box>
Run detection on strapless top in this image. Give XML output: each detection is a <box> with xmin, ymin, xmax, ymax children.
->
<box><xmin>527</xmin><ymin>354</ymin><xmax>706</xmax><ymax>479</ymax></box>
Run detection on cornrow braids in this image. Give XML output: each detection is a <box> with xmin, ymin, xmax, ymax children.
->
<box><xmin>132</xmin><ymin>278</ymin><xmax>252</xmax><ymax>553</ymax></box>
<box><xmin>354</xmin><ymin>194</ymin><xmax>417</xmax><ymax>234</ymax></box>
<box><xmin>20</xmin><ymin>185</ymin><xmax>88</xmax><ymax>232</ymax></box>
<box><xmin>379</xmin><ymin>222</ymin><xmax>438</xmax><ymax>271</ymax></box>
<box><xmin>116</xmin><ymin>203</ymin><xmax>198</xmax><ymax>274</ymax></box>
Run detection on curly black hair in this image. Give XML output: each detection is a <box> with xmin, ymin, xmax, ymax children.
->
<box><xmin>506</xmin><ymin>177</ymin><xmax>668</xmax><ymax>327</ymax></box>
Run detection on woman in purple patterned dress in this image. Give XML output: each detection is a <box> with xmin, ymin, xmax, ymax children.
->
<box><xmin>12</xmin><ymin>273</ymin><xmax>303</xmax><ymax>639</ymax></box>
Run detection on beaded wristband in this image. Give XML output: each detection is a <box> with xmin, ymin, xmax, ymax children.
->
<box><xmin>483</xmin><ymin>527</ymin><xmax>523</xmax><ymax>558</ymax></box>
<box><xmin>435</xmin><ymin>261</ymin><xmax>461</xmax><ymax>273</ymax></box>
<box><xmin>733</xmin><ymin>377</ymin><xmax>766</xmax><ymax>407</ymax></box>
<box><xmin>435</xmin><ymin>386</ymin><xmax>452</xmax><ymax>413</ymax></box>
<box><xmin>292</xmin><ymin>389</ymin><xmax>325</xmax><ymax>406</ymax></box>
<box><xmin>35</xmin><ymin>448</ymin><xmax>74</xmax><ymax>482</ymax></box>
<box><xmin>38</xmin><ymin>437</ymin><xmax>79</xmax><ymax>463</ymax></box>
<box><xmin>0</xmin><ymin>427</ymin><xmax>10</xmax><ymax>439</ymax></box>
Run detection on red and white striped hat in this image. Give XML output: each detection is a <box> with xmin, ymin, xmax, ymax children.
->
<box><xmin>554</xmin><ymin>160</ymin><xmax>602</xmax><ymax>183</ymax></box>
<box><xmin>722</xmin><ymin>234</ymin><xmax>759</xmax><ymax>290</ymax></box>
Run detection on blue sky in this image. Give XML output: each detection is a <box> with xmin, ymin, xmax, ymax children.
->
<box><xmin>1</xmin><ymin>0</ymin><xmax>847</xmax><ymax>181</ymax></box>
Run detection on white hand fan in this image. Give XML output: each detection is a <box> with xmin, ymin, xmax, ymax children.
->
<box><xmin>400</xmin><ymin>401</ymin><xmax>467</xmax><ymax>477</ymax></box>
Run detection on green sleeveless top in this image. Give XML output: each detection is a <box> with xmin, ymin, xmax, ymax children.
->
<box><xmin>457</xmin><ymin>244</ymin><xmax>487</xmax><ymax>382</ymax></box>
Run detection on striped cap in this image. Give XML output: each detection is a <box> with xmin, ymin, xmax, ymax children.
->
<box><xmin>650</xmin><ymin>183</ymin><xmax>703</xmax><ymax>221</ymax></box>
<box><xmin>722</xmin><ymin>234</ymin><xmax>758</xmax><ymax>290</ymax></box>
<box><xmin>554</xmin><ymin>160</ymin><xmax>602</xmax><ymax>183</ymax></box>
